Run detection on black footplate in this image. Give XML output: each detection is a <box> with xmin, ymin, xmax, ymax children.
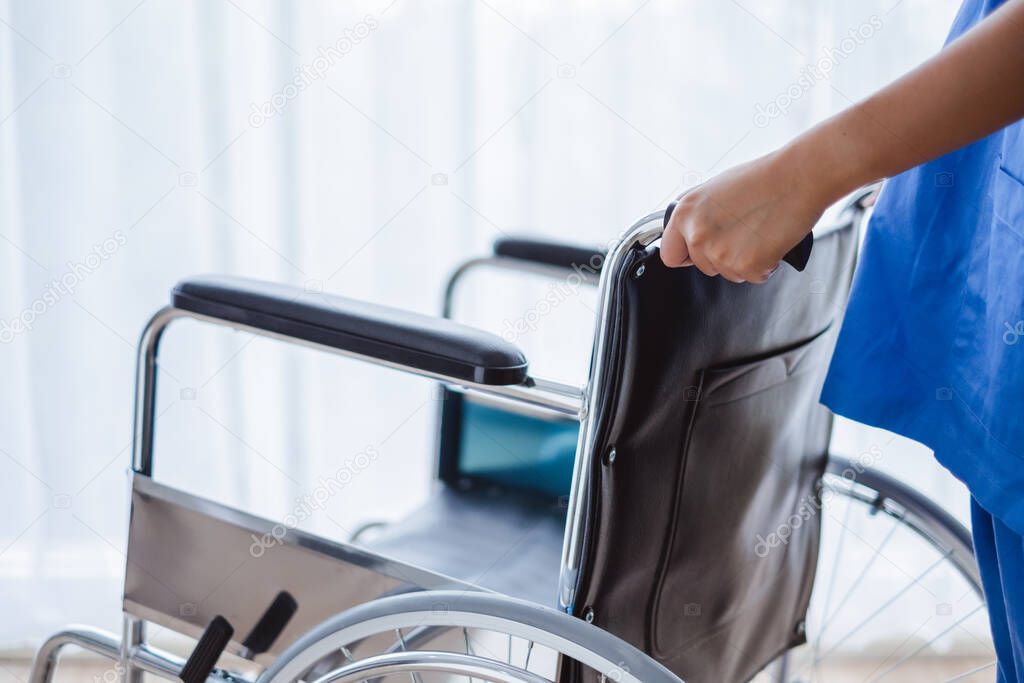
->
<box><xmin>241</xmin><ymin>591</ymin><xmax>298</xmax><ymax>657</ymax></box>
<box><xmin>180</xmin><ymin>615</ymin><xmax>234</xmax><ymax>683</ymax></box>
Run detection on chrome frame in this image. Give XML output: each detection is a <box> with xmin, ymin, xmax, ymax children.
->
<box><xmin>441</xmin><ymin>255</ymin><xmax>602</xmax><ymax>319</ymax></box>
<box><xmin>28</xmin><ymin>213</ymin><xmax>664</xmax><ymax>683</ymax></box>
<box><xmin>30</xmin><ymin>623</ymin><xmax>211</xmax><ymax>683</ymax></box>
<box><xmin>557</xmin><ymin>212</ymin><xmax>665</xmax><ymax>611</ymax></box>
<box><xmin>29</xmin><ymin>189</ymin><xmax>879</xmax><ymax>681</ymax></box>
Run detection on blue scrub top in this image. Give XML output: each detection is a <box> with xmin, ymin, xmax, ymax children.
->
<box><xmin>821</xmin><ymin>0</ymin><xmax>1024</xmax><ymax>534</ymax></box>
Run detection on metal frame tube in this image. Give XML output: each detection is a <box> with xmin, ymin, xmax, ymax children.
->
<box><xmin>28</xmin><ymin>626</ymin><xmax>226</xmax><ymax>683</ymax></box>
<box><xmin>132</xmin><ymin>306</ymin><xmax>177</xmax><ymax>475</ymax></box>
<box><xmin>121</xmin><ymin>615</ymin><xmax>145</xmax><ymax>683</ymax></box>
<box><xmin>442</xmin><ymin>255</ymin><xmax>600</xmax><ymax>319</ymax></box>
<box><xmin>29</xmin><ymin>627</ymin><xmax>122</xmax><ymax>683</ymax></box>
<box><xmin>557</xmin><ymin>212</ymin><xmax>665</xmax><ymax>612</ymax></box>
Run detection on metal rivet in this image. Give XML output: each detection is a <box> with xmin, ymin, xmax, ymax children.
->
<box><xmin>633</xmin><ymin>264</ymin><xmax>646</xmax><ymax>279</ymax></box>
<box><xmin>583</xmin><ymin>607</ymin><xmax>595</xmax><ymax>623</ymax></box>
<box><xmin>794</xmin><ymin>620</ymin><xmax>806</xmax><ymax>638</ymax></box>
<box><xmin>604</xmin><ymin>448</ymin><xmax>617</xmax><ymax>466</ymax></box>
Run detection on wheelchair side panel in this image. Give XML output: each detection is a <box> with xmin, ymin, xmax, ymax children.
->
<box><xmin>123</xmin><ymin>475</ymin><xmax>481</xmax><ymax>663</ymax></box>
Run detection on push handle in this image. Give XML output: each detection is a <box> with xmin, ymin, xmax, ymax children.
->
<box><xmin>663</xmin><ymin>201</ymin><xmax>814</xmax><ymax>272</ymax></box>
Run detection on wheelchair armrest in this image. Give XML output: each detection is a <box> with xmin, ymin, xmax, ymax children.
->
<box><xmin>171</xmin><ymin>275</ymin><xmax>529</xmax><ymax>385</ymax></box>
<box><xmin>493</xmin><ymin>237</ymin><xmax>605</xmax><ymax>273</ymax></box>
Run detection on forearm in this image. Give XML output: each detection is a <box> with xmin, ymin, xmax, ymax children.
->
<box><xmin>787</xmin><ymin>0</ymin><xmax>1024</xmax><ymax>204</ymax></box>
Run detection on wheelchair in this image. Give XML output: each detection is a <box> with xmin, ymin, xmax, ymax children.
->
<box><xmin>30</xmin><ymin>188</ymin><xmax>988</xmax><ymax>683</ymax></box>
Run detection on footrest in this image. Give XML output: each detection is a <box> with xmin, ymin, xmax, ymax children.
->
<box><xmin>241</xmin><ymin>591</ymin><xmax>298</xmax><ymax>657</ymax></box>
<box><xmin>180</xmin><ymin>616</ymin><xmax>233</xmax><ymax>683</ymax></box>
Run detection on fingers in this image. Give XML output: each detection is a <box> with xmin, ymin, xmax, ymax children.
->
<box><xmin>687</xmin><ymin>244</ymin><xmax>720</xmax><ymax>279</ymax></box>
<box><xmin>661</xmin><ymin>199</ymin><xmax>772</xmax><ymax>283</ymax></box>
<box><xmin>748</xmin><ymin>263</ymin><xmax>779</xmax><ymax>284</ymax></box>
<box><xmin>659</xmin><ymin>209</ymin><xmax>690</xmax><ymax>267</ymax></box>
<box><xmin>718</xmin><ymin>267</ymin><xmax>747</xmax><ymax>284</ymax></box>
<box><xmin>688</xmin><ymin>229</ymin><xmax>783</xmax><ymax>283</ymax></box>
<box><xmin>663</xmin><ymin>207</ymin><xmax>728</xmax><ymax>278</ymax></box>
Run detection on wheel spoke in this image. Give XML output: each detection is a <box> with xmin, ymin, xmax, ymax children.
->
<box><xmin>813</xmin><ymin>549</ymin><xmax>953</xmax><ymax>665</ymax></box>
<box><xmin>463</xmin><ymin>627</ymin><xmax>474</xmax><ymax>683</ymax></box>
<box><xmin>866</xmin><ymin>604</ymin><xmax>985</xmax><ymax>682</ymax></box>
<box><xmin>941</xmin><ymin>660</ymin><xmax>997</xmax><ymax>682</ymax></box>
<box><xmin>394</xmin><ymin>629</ymin><xmax>423</xmax><ymax>683</ymax></box>
<box><xmin>810</xmin><ymin>488</ymin><xmax>855</xmax><ymax>678</ymax></box>
<box><xmin>817</xmin><ymin>515</ymin><xmax>900</xmax><ymax>643</ymax></box>
<box><xmin>854</xmin><ymin>616</ymin><xmax>935</xmax><ymax>683</ymax></box>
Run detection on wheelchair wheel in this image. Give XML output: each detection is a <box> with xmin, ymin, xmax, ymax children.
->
<box><xmin>758</xmin><ymin>455</ymin><xmax>995</xmax><ymax>682</ymax></box>
<box><xmin>258</xmin><ymin>590</ymin><xmax>681</xmax><ymax>683</ymax></box>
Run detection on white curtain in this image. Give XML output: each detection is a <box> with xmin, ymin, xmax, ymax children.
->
<box><xmin>0</xmin><ymin>0</ymin><xmax>963</xmax><ymax>649</ymax></box>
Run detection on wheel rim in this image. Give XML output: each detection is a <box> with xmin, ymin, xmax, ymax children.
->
<box><xmin>260</xmin><ymin>591</ymin><xmax>680</xmax><ymax>683</ymax></box>
<box><xmin>310</xmin><ymin>651</ymin><xmax>551</xmax><ymax>683</ymax></box>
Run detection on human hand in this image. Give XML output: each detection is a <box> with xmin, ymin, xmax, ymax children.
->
<box><xmin>661</xmin><ymin>148</ymin><xmax>833</xmax><ymax>283</ymax></box>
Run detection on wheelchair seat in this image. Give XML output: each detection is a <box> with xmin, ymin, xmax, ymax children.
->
<box><xmin>366</xmin><ymin>485</ymin><xmax>565</xmax><ymax>606</ymax></box>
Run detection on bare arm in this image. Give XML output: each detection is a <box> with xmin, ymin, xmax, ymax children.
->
<box><xmin>663</xmin><ymin>0</ymin><xmax>1024</xmax><ymax>282</ymax></box>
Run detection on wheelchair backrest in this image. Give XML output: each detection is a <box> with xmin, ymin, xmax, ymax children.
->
<box><xmin>441</xmin><ymin>201</ymin><xmax>863</xmax><ymax>682</ymax></box>
<box><xmin>568</xmin><ymin>208</ymin><xmax>860</xmax><ymax>682</ymax></box>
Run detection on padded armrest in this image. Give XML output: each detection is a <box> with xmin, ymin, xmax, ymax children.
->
<box><xmin>493</xmin><ymin>237</ymin><xmax>605</xmax><ymax>273</ymax></box>
<box><xmin>172</xmin><ymin>275</ymin><xmax>529</xmax><ymax>385</ymax></box>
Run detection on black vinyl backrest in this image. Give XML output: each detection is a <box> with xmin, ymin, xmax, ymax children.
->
<box><xmin>572</xmin><ymin>216</ymin><xmax>859</xmax><ymax>683</ymax></box>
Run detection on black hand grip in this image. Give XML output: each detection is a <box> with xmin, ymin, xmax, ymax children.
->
<box><xmin>241</xmin><ymin>591</ymin><xmax>298</xmax><ymax>656</ymax></box>
<box><xmin>180</xmin><ymin>615</ymin><xmax>234</xmax><ymax>683</ymax></box>
<box><xmin>662</xmin><ymin>201</ymin><xmax>814</xmax><ymax>272</ymax></box>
